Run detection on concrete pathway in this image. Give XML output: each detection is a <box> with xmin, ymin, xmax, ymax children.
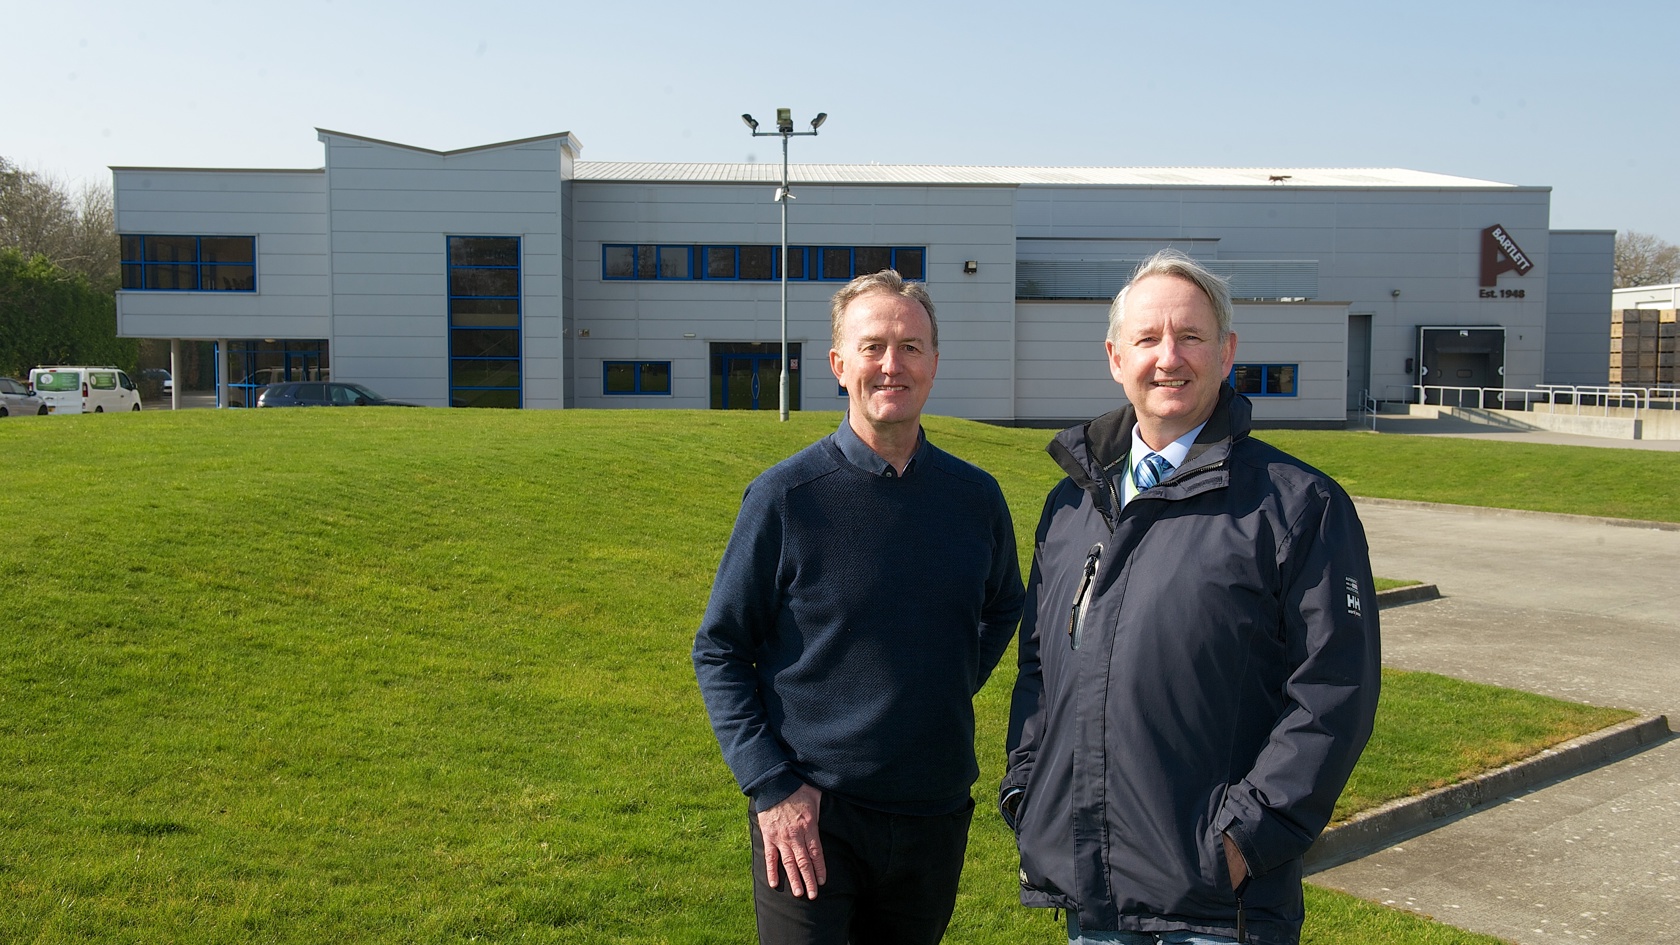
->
<box><xmin>1314</xmin><ymin>499</ymin><xmax>1680</xmax><ymax>943</ymax></box>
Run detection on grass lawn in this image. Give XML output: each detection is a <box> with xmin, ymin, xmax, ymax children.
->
<box><xmin>0</xmin><ymin>409</ymin><xmax>1653</xmax><ymax>943</ymax></box>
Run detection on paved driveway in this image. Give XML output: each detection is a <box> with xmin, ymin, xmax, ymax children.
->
<box><xmin>1314</xmin><ymin>499</ymin><xmax>1680</xmax><ymax>944</ymax></box>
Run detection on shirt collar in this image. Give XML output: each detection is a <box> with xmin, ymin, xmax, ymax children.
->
<box><xmin>1129</xmin><ymin>421</ymin><xmax>1206</xmax><ymax>475</ymax></box>
<box><xmin>834</xmin><ymin>415</ymin><xmax>926</xmax><ymax>478</ymax></box>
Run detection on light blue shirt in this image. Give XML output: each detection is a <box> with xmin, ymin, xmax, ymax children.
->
<box><xmin>1121</xmin><ymin>421</ymin><xmax>1208</xmax><ymax>506</ymax></box>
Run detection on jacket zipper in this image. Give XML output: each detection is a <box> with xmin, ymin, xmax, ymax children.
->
<box><xmin>1066</xmin><ymin>543</ymin><xmax>1103</xmax><ymax>648</ymax></box>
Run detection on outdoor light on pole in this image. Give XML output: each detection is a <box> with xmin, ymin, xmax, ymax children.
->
<box><xmin>742</xmin><ymin>108</ymin><xmax>827</xmax><ymax>421</ymax></box>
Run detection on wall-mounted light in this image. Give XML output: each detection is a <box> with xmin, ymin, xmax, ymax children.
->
<box><xmin>1390</xmin><ymin>289</ymin><xmax>1401</xmax><ymax>298</ymax></box>
<box><xmin>963</xmin><ymin>260</ymin><xmax>979</xmax><ymax>275</ymax></box>
<box><xmin>683</xmin><ymin>332</ymin><xmax>696</xmax><ymax>339</ymax></box>
<box><xmin>578</xmin><ymin>328</ymin><xmax>590</xmax><ymax>338</ymax></box>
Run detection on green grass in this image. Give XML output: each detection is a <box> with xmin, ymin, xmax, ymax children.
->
<box><xmin>1374</xmin><ymin>577</ymin><xmax>1419</xmax><ymax>592</ymax></box>
<box><xmin>0</xmin><ymin>409</ymin><xmax>1658</xmax><ymax>943</ymax></box>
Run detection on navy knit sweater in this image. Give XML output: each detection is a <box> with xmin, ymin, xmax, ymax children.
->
<box><xmin>693</xmin><ymin>429</ymin><xmax>1025</xmax><ymax>816</ymax></box>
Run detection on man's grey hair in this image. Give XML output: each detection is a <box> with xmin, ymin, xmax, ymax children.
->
<box><xmin>830</xmin><ymin>270</ymin><xmax>938</xmax><ymax>350</ymax></box>
<box><xmin>1107</xmin><ymin>250</ymin><xmax>1233</xmax><ymax>344</ymax></box>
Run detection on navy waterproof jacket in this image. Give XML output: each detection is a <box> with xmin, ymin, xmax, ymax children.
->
<box><xmin>1001</xmin><ymin>387</ymin><xmax>1381</xmax><ymax>945</ymax></box>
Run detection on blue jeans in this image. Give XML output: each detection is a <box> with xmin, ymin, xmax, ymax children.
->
<box><xmin>1068</xmin><ymin>913</ymin><xmax>1241</xmax><ymax>945</ymax></box>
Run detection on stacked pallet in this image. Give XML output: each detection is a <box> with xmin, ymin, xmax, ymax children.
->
<box><xmin>1610</xmin><ymin>309</ymin><xmax>1678</xmax><ymax>385</ymax></box>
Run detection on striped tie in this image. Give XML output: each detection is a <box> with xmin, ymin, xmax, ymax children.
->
<box><xmin>1133</xmin><ymin>452</ymin><xmax>1172</xmax><ymax>492</ymax></box>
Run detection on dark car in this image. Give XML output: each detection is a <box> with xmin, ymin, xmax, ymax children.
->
<box><xmin>255</xmin><ymin>381</ymin><xmax>418</xmax><ymax>408</ymax></box>
<box><xmin>0</xmin><ymin>376</ymin><xmax>49</xmax><ymax>416</ymax></box>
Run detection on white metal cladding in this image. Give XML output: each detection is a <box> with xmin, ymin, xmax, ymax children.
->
<box><xmin>1016</xmin><ymin>259</ymin><xmax>1319</xmax><ymax>300</ymax></box>
<box><xmin>573</xmin><ymin>163</ymin><xmax>1516</xmax><ymax>188</ymax></box>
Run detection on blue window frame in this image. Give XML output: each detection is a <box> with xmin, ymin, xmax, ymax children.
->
<box><xmin>448</xmin><ymin>236</ymin><xmax>521</xmax><ymax>408</ymax></box>
<box><xmin>1230</xmin><ymin>363</ymin><xmax>1298</xmax><ymax>397</ymax></box>
<box><xmin>120</xmin><ymin>235</ymin><xmax>255</xmax><ymax>291</ymax></box>
<box><xmin>601</xmin><ymin>243</ymin><xmax>925</xmax><ymax>282</ymax></box>
<box><xmin>603</xmin><ymin>361</ymin><xmax>673</xmax><ymax>395</ymax></box>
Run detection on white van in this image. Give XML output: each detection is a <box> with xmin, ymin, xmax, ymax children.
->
<box><xmin>29</xmin><ymin>366</ymin><xmax>143</xmax><ymax>414</ymax></box>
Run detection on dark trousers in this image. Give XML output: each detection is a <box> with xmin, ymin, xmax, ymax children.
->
<box><xmin>749</xmin><ymin>793</ymin><xmax>974</xmax><ymax>945</ymax></box>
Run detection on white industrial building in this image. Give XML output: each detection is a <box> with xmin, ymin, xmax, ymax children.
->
<box><xmin>112</xmin><ymin>128</ymin><xmax>1613</xmax><ymax>424</ymax></box>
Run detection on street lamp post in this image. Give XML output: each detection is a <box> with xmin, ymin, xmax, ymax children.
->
<box><xmin>742</xmin><ymin>108</ymin><xmax>826</xmax><ymax>421</ymax></box>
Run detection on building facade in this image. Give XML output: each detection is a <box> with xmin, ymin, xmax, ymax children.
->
<box><xmin>112</xmin><ymin>129</ymin><xmax>1613</xmax><ymax>424</ymax></box>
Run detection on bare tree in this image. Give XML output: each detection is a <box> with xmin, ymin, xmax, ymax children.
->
<box><xmin>0</xmin><ymin>157</ymin><xmax>118</xmax><ymax>290</ymax></box>
<box><xmin>1614</xmin><ymin>231</ymin><xmax>1680</xmax><ymax>289</ymax></box>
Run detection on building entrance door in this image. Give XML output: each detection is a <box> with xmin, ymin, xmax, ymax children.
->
<box><xmin>710</xmin><ymin>343</ymin><xmax>803</xmax><ymax>411</ymax></box>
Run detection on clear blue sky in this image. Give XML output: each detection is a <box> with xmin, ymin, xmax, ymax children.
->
<box><xmin>9</xmin><ymin>0</ymin><xmax>1677</xmax><ymax>245</ymax></box>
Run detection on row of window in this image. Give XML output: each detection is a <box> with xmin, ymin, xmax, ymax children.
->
<box><xmin>605</xmin><ymin>360</ymin><xmax>1301</xmax><ymax>398</ymax></box>
<box><xmin>603</xmin><ymin>244</ymin><xmax>926</xmax><ymax>282</ymax></box>
<box><xmin>121</xmin><ymin>235</ymin><xmax>256</xmax><ymax>291</ymax></box>
<box><xmin>448</xmin><ymin>236</ymin><xmax>522</xmax><ymax>408</ymax></box>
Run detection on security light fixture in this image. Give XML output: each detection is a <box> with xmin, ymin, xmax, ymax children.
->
<box><xmin>963</xmin><ymin>260</ymin><xmax>979</xmax><ymax>274</ymax></box>
<box><xmin>742</xmin><ymin>106</ymin><xmax>829</xmax><ymax>421</ymax></box>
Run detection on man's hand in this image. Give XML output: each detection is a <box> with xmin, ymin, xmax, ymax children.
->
<box><xmin>1222</xmin><ymin>832</ymin><xmax>1249</xmax><ymax>890</ymax></box>
<box><xmin>757</xmin><ymin>783</ymin><xmax>827</xmax><ymax>900</ymax></box>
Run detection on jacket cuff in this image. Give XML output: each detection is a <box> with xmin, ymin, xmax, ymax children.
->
<box><xmin>750</xmin><ymin>772</ymin><xmax>806</xmax><ymax>813</ymax></box>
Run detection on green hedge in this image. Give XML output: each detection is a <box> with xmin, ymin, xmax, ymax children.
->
<box><xmin>0</xmin><ymin>248</ymin><xmax>136</xmax><ymax>378</ymax></box>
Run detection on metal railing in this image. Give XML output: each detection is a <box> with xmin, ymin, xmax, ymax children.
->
<box><xmin>1412</xmin><ymin>384</ymin><xmax>1680</xmax><ymax>422</ymax></box>
<box><xmin>1359</xmin><ymin>388</ymin><xmax>1378</xmax><ymax>430</ymax></box>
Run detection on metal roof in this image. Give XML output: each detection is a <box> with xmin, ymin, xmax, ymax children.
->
<box><xmin>572</xmin><ymin>163</ymin><xmax>1520</xmax><ymax>189</ymax></box>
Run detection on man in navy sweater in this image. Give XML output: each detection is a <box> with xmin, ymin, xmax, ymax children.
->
<box><xmin>694</xmin><ymin>270</ymin><xmax>1026</xmax><ymax>944</ymax></box>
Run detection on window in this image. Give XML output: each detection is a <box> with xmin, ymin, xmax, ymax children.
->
<box><xmin>120</xmin><ymin>235</ymin><xmax>256</xmax><ymax>291</ymax></box>
<box><xmin>448</xmin><ymin>236</ymin><xmax>522</xmax><ymax>408</ymax></box>
<box><xmin>1230</xmin><ymin>364</ymin><xmax>1298</xmax><ymax>397</ymax></box>
<box><xmin>603</xmin><ymin>361</ymin><xmax>673</xmax><ymax>395</ymax></box>
<box><xmin>601</xmin><ymin>243</ymin><xmax>928</xmax><ymax>282</ymax></box>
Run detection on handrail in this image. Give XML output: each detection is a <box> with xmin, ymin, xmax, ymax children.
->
<box><xmin>1360</xmin><ymin>389</ymin><xmax>1378</xmax><ymax>431</ymax></box>
<box><xmin>1416</xmin><ymin>384</ymin><xmax>1644</xmax><ymax>422</ymax></box>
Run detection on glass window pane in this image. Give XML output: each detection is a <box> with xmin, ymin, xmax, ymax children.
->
<box><xmin>894</xmin><ymin>248</ymin><xmax>925</xmax><ymax>281</ymax></box>
<box><xmin>855</xmin><ymin>247</ymin><xmax>892</xmax><ymax>276</ymax></box>
<box><xmin>705</xmin><ymin>246</ymin><xmax>737</xmax><ymax>279</ymax></box>
<box><xmin>658</xmin><ymin>246</ymin><xmax>691</xmax><ymax>279</ymax></box>
<box><xmin>451</xmin><ymin>328</ymin><xmax>521</xmax><ymax>359</ymax></box>
<box><xmin>1231</xmin><ymin>365</ymin><xmax>1262</xmax><ymax>394</ymax></box>
<box><xmin>604</xmin><ymin>245</ymin><xmax>636</xmax><ymax>279</ymax></box>
<box><xmin>450</xmin><ymin>298</ymin><xmax>520</xmax><ymax>327</ymax></box>
<box><xmin>1267</xmin><ymin>365</ymin><xmax>1296</xmax><ymax>395</ymax></box>
<box><xmin>452</xmin><ymin>387</ymin><xmax>521</xmax><ymax>408</ymax></box>
<box><xmin>452</xmin><ymin>359</ymin><xmax>520</xmax><ymax>388</ymax></box>
<box><xmin>146</xmin><ymin>264</ymin><xmax>197</xmax><ymax>290</ymax></box>
<box><xmin>200</xmin><ymin>237</ymin><xmax>254</xmax><ymax>263</ymax></box>
<box><xmin>784</xmin><ymin>247</ymin><xmax>805</xmax><ymax>280</ymax></box>
<box><xmin>450</xmin><ymin>237</ymin><xmax>519</xmax><ymax>267</ymax></box>
<box><xmin>636</xmin><ymin>245</ymin><xmax>658</xmax><ymax>280</ymax></box>
<box><xmin>604</xmin><ymin>362</ymin><xmax>635</xmax><ymax>393</ymax></box>
<box><xmin>821</xmin><ymin>247</ymin><xmax>851</xmax><ymax>280</ymax></box>
<box><xmin>740</xmin><ymin>246</ymin><xmax>773</xmax><ymax>280</ymax></box>
<box><xmin>144</xmin><ymin>236</ymin><xmax>198</xmax><ymax>263</ymax></box>
<box><xmin>203</xmin><ymin>265</ymin><xmax>255</xmax><ymax>291</ymax></box>
<box><xmin>450</xmin><ymin>268</ymin><xmax>519</xmax><ymax>297</ymax></box>
<box><xmin>639</xmin><ymin>361</ymin><xmax>671</xmax><ymax>393</ymax></box>
<box><xmin>122</xmin><ymin>264</ymin><xmax>145</xmax><ymax>289</ymax></box>
<box><xmin>120</xmin><ymin>235</ymin><xmax>142</xmax><ymax>261</ymax></box>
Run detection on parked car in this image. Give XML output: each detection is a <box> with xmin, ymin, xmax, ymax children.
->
<box><xmin>141</xmin><ymin>368</ymin><xmax>174</xmax><ymax>393</ymax></box>
<box><xmin>0</xmin><ymin>377</ymin><xmax>48</xmax><ymax>416</ymax></box>
<box><xmin>27</xmin><ymin>366</ymin><xmax>143</xmax><ymax>414</ymax></box>
<box><xmin>255</xmin><ymin>381</ymin><xmax>418</xmax><ymax>408</ymax></box>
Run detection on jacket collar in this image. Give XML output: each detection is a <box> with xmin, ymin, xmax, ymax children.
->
<box><xmin>1048</xmin><ymin>384</ymin><xmax>1251</xmax><ymax>495</ymax></box>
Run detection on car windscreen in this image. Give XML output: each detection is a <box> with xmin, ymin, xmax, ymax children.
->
<box><xmin>33</xmin><ymin>372</ymin><xmax>80</xmax><ymax>392</ymax></box>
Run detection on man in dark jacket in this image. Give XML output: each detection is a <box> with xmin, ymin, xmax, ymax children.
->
<box><xmin>1001</xmin><ymin>250</ymin><xmax>1381</xmax><ymax>945</ymax></box>
<box><xmin>696</xmin><ymin>270</ymin><xmax>1026</xmax><ymax>944</ymax></box>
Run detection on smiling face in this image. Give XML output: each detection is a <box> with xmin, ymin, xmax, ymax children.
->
<box><xmin>830</xmin><ymin>290</ymin><xmax>939</xmax><ymax>437</ymax></box>
<box><xmin>1107</xmin><ymin>274</ymin><xmax>1237</xmax><ymax>449</ymax></box>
